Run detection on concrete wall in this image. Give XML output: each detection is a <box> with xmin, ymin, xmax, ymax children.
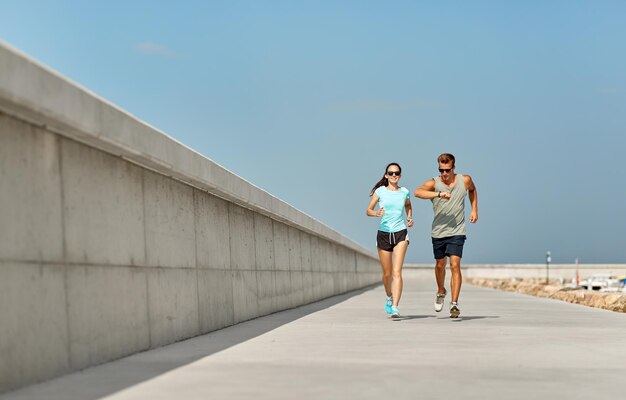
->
<box><xmin>0</xmin><ymin>42</ymin><xmax>381</xmax><ymax>393</ymax></box>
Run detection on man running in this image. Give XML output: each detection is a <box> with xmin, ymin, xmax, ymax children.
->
<box><xmin>414</xmin><ymin>153</ymin><xmax>478</xmax><ymax>318</ymax></box>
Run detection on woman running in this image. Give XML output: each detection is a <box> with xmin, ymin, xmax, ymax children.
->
<box><xmin>366</xmin><ymin>162</ymin><xmax>413</xmax><ymax>318</ymax></box>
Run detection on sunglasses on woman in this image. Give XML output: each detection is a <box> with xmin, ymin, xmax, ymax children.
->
<box><xmin>386</xmin><ymin>171</ymin><xmax>401</xmax><ymax>176</ymax></box>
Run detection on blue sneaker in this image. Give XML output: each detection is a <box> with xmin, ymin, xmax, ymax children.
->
<box><xmin>385</xmin><ymin>296</ymin><xmax>393</xmax><ymax>314</ymax></box>
<box><xmin>390</xmin><ymin>306</ymin><xmax>400</xmax><ymax>318</ymax></box>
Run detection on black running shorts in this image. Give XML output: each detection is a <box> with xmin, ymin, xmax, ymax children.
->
<box><xmin>377</xmin><ymin>229</ymin><xmax>409</xmax><ymax>252</ymax></box>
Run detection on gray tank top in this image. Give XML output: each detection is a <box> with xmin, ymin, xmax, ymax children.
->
<box><xmin>431</xmin><ymin>174</ymin><xmax>466</xmax><ymax>238</ymax></box>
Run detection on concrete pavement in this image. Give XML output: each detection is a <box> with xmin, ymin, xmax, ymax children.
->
<box><xmin>3</xmin><ymin>269</ymin><xmax>625</xmax><ymax>400</ymax></box>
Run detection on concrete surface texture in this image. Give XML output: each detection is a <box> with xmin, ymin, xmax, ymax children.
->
<box><xmin>2</xmin><ymin>269</ymin><xmax>625</xmax><ymax>400</ymax></box>
<box><xmin>0</xmin><ymin>41</ymin><xmax>380</xmax><ymax>393</ymax></box>
<box><xmin>0</xmin><ymin>41</ymin><xmax>367</xmax><ymax>253</ymax></box>
<box><xmin>0</xmin><ymin>108</ymin><xmax>380</xmax><ymax>392</ymax></box>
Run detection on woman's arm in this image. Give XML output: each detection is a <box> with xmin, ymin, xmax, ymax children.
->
<box><xmin>405</xmin><ymin>198</ymin><xmax>414</xmax><ymax>227</ymax></box>
<box><xmin>366</xmin><ymin>193</ymin><xmax>384</xmax><ymax>217</ymax></box>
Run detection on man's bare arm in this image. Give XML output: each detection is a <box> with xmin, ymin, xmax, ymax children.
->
<box><xmin>464</xmin><ymin>175</ymin><xmax>478</xmax><ymax>223</ymax></box>
<box><xmin>414</xmin><ymin>179</ymin><xmax>449</xmax><ymax>200</ymax></box>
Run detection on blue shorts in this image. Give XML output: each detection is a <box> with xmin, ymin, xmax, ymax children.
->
<box><xmin>432</xmin><ymin>235</ymin><xmax>466</xmax><ymax>259</ymax></box>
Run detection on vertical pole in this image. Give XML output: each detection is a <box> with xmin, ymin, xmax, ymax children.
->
<box><xmin>546</xmin><ymin>251</ymin><xmax>551</xmax><ymax>284</ymax></box>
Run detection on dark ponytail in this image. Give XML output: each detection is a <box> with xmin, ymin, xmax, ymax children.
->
<box><xmin>370</xmin><ymin>162</ymin><xmax>401</xmax><ymax>196</ymax></box>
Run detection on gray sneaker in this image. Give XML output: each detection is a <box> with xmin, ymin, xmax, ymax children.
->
<box><xmin>434</xmin><ymin>289</ymin><xmax>447</xmax><ymax>312</ymax></box>
<box><xmin>449</xmin><ymin>302</ymin><xmax>460</xmax><ymax>318</ymax></box>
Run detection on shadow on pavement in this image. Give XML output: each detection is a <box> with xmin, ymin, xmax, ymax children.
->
<box><xmin>2</xmin><ymin>285</ymin><xmax>376</xmax><ymax>400</ymax></box>
<box><xmin>390</xmin><ymin>315</ymin><xmax>436</xmax><ymax>321</ymax></box>
<box><xmin>447</xmin><ymin>315</ymin><xmax>501</xmax><ymax>321</ymax></box>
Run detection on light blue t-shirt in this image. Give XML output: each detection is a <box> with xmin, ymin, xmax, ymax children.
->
<box><xmin>375</xmin><ymin>186</ymin><xmax>410</xmax><ymax>233</ymax></box>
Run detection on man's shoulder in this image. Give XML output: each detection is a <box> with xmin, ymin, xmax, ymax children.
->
<box><xmin>462</xmin><ymin>174</ymin><xmax>475</xmax><ymax>189</ymax></box>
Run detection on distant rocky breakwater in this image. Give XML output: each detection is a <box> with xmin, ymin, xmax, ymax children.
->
<box><xmin>466</xmin><ymin>278</ymin><xmax>626</xmax><ymax>313</ymax></box>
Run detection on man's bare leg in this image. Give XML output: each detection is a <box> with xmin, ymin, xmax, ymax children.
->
<box><xmin>434</xmin><ymin>257</ymin><xmax>448</xmax><ymax>312</ymax></box>
<box><xmin>435</xmin><ymin>257</ymin><xmax>447</xmax><ymax>294</ymax></box>
<box><xmin>450</xmin><ymin>255</ymin><xmax>462</xmax><ymax>303</ymax></box>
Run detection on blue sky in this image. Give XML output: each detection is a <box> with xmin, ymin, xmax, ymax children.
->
<box><xmin>2</xmin><ymin>1</ymin><xmax>625</xmax><ymax>263</ymax></box>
